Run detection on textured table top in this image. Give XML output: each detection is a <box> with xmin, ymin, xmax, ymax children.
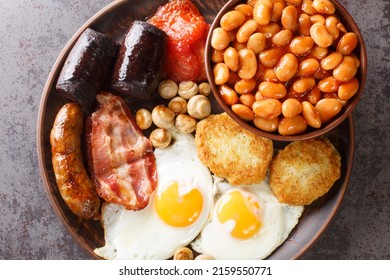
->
<box><xmin>1</xmin><ymin>0</ymin><xmax>389</xmax><ymax>260</ymax></box>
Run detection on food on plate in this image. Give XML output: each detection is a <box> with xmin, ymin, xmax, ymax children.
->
<box><xmin>148</xmin><ymin>0</ymin><xmax>208</xmax><ymax>82</ymax></box>
<box><xmin>269</xmin><ymin>138</ymin><xmax>341</xmax><ymax>205</ymax></box>
<box><xmin>50</xmin><ymin>103</ymin><xmax>100</xmax><ymax>220</ymax></box>
<box><xmin>158</xmin><ymin>79</ymin><xmax>179</xmax><ymax>99</ymax></box>
<box><xmin>209</xmin><ymin>0</ymin><xmax>361</xmax><ymax>135</ymax></box>
<box><xmin>191</xmin><ymin>178</ymin><xmax>304</xmax><ymax>259</ymax></box>
<box><xmin>56</xmin><ymin>28</ymin><xmax>118</xmax><ymax>113</ymax></box>
<box><xmin>173</xmin><ymin>247</ymin><xmax>194</xmax><ymax>260</ymax></box>
<box><xmin>150</xmin><ymin>128</ymin><xmax>172</xmax><ymax>149</ymax></box>
<box><xmin>94</xmin><ymin>129</ymin><xmax>213</xmax><ymax>260</ymax></box>
<box><xmin>111</xmin><ymin>21</ymin><xmax>168</xmax><ymax>99</ymax></box>
<box><xmin>168</xmin><ymin>97</ymin><xmax>188</xmax><ymax>115</ymax></box>
<box><xmin>187</xmin><ymin>95</ymin><xmax>211</xmax><ymax>119</ymax></box>
<box><xmin>46</xmin><ymin>0</ymin><xmax>350</xmax><ymax>261</ymax></box>
<box><xmin>135</xmin><ymin>108</ymin><xmax>152</xmax><ymax>130</ymax></box>
<box><xmin>195</xmin><ymin>112</ymin><xmax>273</xmax><ymax>185</ymax></box>
<box><xmin>87</xmin><ymin>92</ymin><xmax>157</xmax><ymax>210</ymax></box>
<box><xmin>194</xmin><ymin>254</ymin><xmax>215</xmax><ymax>260</ymax></box>
<box><xmin>151</xmin><ymin>105</ymin><xmax>175</xmax><ymax>129</ymax></box>
<box><xmin>177</xmin><ymin>81</ymin><xmax>199</xmax><ymax>100</ymax></box>
<box><xmin>175</xmin><ymin>114</ymin><xmax>197</xmax><ymax>134</ymax></box>
<box><xmin>136</xmin><ymin>80</ymin><xmax>212</xmax><ymax>147</ymax></box>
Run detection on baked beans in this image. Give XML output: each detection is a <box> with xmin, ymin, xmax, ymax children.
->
<box><xmin>253</xmin><ymin>0</ymin><xmax>273</xmax><ymax>26</ymax></box>
<box><xmin>272</xmin><ymin>29</ymin><xmax>293</xmax><ymax>47</ymax></box>
<box><xmin>220</xmin><ymin>10</ymin><xmax>246</xmax><ymax>31</ymax></box>
<box><xmin>236</xmin><ymin>20</ymin><xmax>258</xmax><ymax>43</ymax></box>
<box><xmin>247</xmin><ymin>32</ymin><xmax>267</xmax><ymax>54</ymax></box>
<box><xmin>224</xmin><ymin>47</ymin><xmax>239</xmax><ymax>72</ymax></box>
<box><xmin>315</xmin><ymin>98</ymin><xmax>343</xmax><ymax>123</ymax></box>
<box><xmin>234</xmin><ymin>78</ymin><xmax>257</xmax><ymax>94</ymax></box>
<box><xmin>282</xmin><ymin>98</ymin><xmax>303</xmax><ymax>118</ymax></box>
<box><xmin>252</xmin><ymin>99</ymin><xmax>282</xmax><ymax>119</ymax></box>
<box><xmin>281</xmin><ymin>5</ymin><xmax>299</xmax><ymax>31</ymax></box>
<box><xmin>275</xmin><ymin>53</ymin><xmax>298</xmax><ymax>81</ymax></box>
<box><xmin>278</xmin><ymin>115</ymin><xmax>307</xmax><ymax>135</ymax></box>
<box><xmin>210</xmin><ymin>0</ymin><xmax>361</xmax><ymax>135</ymax></box>
<box><xmin>253</xmin><ymin>115</ymin><xmax>279</xmax><ymax>132</ymax></box>
<box><xmin>298</xmin><ymin>13</ymin><xmax>311</xmax><ymax>36</ymax></box>
<box><xmin>297</xmin><ymin>58</ymin><xmax>320</xmax><ymax>77</ymax></box>
<box><xmin>238</xmin><ymin>48</ymin><xmax>257</xmax><ymax>79</ymax></box>
<box><xmin>232</xmin><ymin>104</ymin><xmax>255</xmax><ymax>121</ymax></box>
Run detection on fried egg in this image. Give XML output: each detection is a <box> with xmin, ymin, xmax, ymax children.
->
<box><xmin>94</xmin><ymin>129</ymin><xmax>213</xmax><ymax>260</ymax></box>
<box><xmin>191</xmin><ymin>178</ymin><xmax>304</xmax><ymax>259</ymax></box>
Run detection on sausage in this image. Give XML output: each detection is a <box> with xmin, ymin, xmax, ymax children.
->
<box><xmin>56</xmin><ymin>28</ymin><xmax>118</xmax><ymax>113</ymax></box>
<box><xmin>111</xmin><ymin>21</ymin><xmax>168</xmax><ymax>99</ymax></box>
<box><xmin>50</xmin><ymin>103</ymin><xmax>100</xmax><ymax>219</ymax></box>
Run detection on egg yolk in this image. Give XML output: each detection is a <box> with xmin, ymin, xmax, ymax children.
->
<box><xmin>217</xmin><ymin>190</ymin><xmax>262</xmax><ymax>239</ymax></box>
<box><xmin>155</xmin><ymin>181</ymin><xmax>203</xmax><ymax>227</ymax></box>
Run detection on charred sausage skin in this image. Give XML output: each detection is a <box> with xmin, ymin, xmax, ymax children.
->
<box><xmin>50</xmin><ymin>103</ymin><xmax>100</xmax><ymax>220</ymax></box>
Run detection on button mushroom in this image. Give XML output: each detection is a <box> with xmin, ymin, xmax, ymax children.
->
<box><xmin>187</xmin><ymin>95</ymin><xmax>211</xmax><ymax>119</ymax></box>
<box><xmin>173</xmin><ymin>247</ymin><xmax>194</xmax><ymax>260</ymax></box>
<box><xmin>178</xmin><ymin>81</ymin><xmax>199</xmax><ymax>99</ymax></box>
<box><xmin>158</xmin><ymin>79</ymin><xmax>178</xmax><ymax>99</ymax></box>
<box><xmin>194</xmin><ymin>254</ymin><xmax>215</xmax><ymax>260</ymax></box>
<box><xmin>198</xmin><ymin>82</ymin><xmax>211</xmax><ymax>96</ymax></box>
<box><xmin>175</xmin><ymin>114</ymin><xmax>197</xmax><ymax>133</ymax></box>
<box><xmin>152</xmin><ymin>105</ymin><xmax>175</xmax><ymax>129</ymax></box>
<box><xmin>135</xmin><ymin>108</ymin><xmax>152</xmax><ymax>130</ymax></box>
<box><xmin>150</xmin><ymin>128</ymin><xmax>171</xmax><ymax>148</ymax></box>
<box><xmin>168</xmin><ymin>96</ymin><xmax>188</xmax><ymax>115</ymax></box>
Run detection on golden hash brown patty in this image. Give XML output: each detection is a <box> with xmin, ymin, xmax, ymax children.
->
<box><xmin>195</xmin><ymin>113</ymin><xmax>273</xmax><ymax>185</ymax></box>
<box><xmin>269</xmin><ymin>138</ymin><xmax>341</xmax><ymax>206</ymax></box>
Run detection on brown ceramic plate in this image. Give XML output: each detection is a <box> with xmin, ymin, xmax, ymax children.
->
<box><xmin>37</xmin><ymin>0</ymin><xmax>354</xmax><ymax>260</ymax></box>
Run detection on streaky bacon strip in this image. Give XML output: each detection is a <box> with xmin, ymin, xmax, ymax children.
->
<box><xmin>87</xmin><ymin>92</ymin><xmax>157</xmax><ymax>210</ymax></box>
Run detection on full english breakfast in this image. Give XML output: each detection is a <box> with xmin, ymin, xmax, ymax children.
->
<box><xmin>48</xmin><ymin>0</ymin><xmax>353</xmax><ymax>260</ymax></box>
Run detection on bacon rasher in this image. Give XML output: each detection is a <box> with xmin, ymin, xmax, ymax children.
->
<box><xmin>87</xmin><ymin>92</ymin><xmax>157</xmax><ymax>210</ymax></box>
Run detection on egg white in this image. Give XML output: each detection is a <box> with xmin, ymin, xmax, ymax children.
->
<box><xmin>191</xmin><ymin>177</ymin><xmax>304</xmax><ymax>260</ymax></box>
<box><xmin>94</xmin><ymin>129</ymin><xmax>213</xmax><ymax>260</ymax></box>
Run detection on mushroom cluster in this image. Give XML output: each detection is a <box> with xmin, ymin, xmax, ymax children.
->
<box><xmin>135</xmin><ymin>80</ymin><xmax>212</xmax><ymax>148</ymax></box>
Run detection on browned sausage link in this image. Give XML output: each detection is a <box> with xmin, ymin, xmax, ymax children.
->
<box><xmin>50</xmin><ymin>103</ymin><xmax>100</xmax><ymax>220</ymax></box>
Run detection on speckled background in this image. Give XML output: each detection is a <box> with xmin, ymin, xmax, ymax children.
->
<box><xmin>0</xmin><ymin>0</ymin><xmax>389</xmax><ymax>260</ymax></box>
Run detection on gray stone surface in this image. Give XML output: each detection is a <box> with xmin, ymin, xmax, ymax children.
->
<box><xmin>0</xmin><ymin>0</ymin><xmax>389</xmax><ymax>260</ymax></box>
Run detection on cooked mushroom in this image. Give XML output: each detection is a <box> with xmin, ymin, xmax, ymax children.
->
<box><xmin>135</xmin><ymin>108</ymin><xmax>152</xmax><ymax>130</ymax></box>
<box><xmin>168</xmin><ymin>96</ymin><xmax>188</xmax><ymax>115</ymax></box>
<box><xmin>187</xmin><ymin>95</ymin><xmax>211</xmax><ymax>119</ymax></box>
<box><xmin>151</xmin><ymin>105</ymin><xmax>175</xmax><ymax>129</ymax></box>
<box><xmin>150</xmin><ymin>128</ymin><xmax>171</xmax><ymax>148</ymax></box>
<box><xmin>198</xmin><ymin>82</ymin><xmax>211</xmax><ymax>96</ymax></box>
<box><xmin>194</xmin><ymin>254</ymin><xmax>215</xmax><ymax>260</ymax></box>
<box><xmin>175</xmin><ymin>114</ymin><xmax>197</xmax><ymax>133</ymax></box>
<box><xmin>173</xmin><ymin>247</ymin><xmax>194</xmax><ymax>260</ymax></box>
<box><xmin>158</xmin><ymin>79</ymin><xmax>178</xmax><ymax>99</ymax></box>
<box><xmin>178</xmin><ymin>81</ymin><xmax>198</xmax><ymax>99</ymax></box>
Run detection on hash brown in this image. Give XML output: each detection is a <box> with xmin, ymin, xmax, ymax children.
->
<box><xmin>269</xmin><ymin>138</ymin><xmax>341</xmax><ymax>206</ymax></box>
<box><xmin>195</xmin><ymin>113</ymin><xmax>273</xmax><ymax>185</ymax></box>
